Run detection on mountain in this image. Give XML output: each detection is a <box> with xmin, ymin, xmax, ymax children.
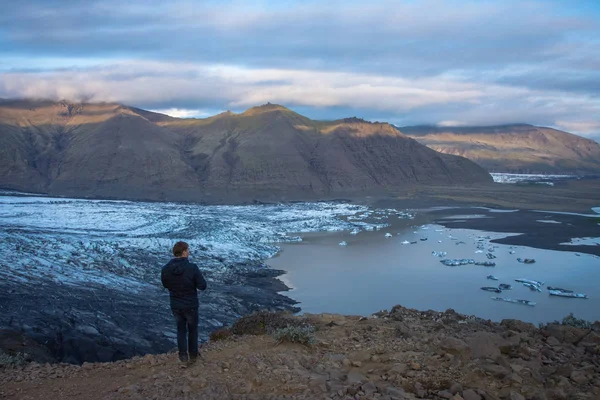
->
<box><xmin>399</xmin><ymin>124</ymin><xmax>600</xmax><ymax>174</ymax></box>
<box><xmin>0</xmin><ymin>100</ymin><xmax>491</xmax><ymax>202</ymax></box>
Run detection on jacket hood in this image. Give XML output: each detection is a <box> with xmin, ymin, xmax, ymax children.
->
<box><xmin>166</xmin><ymin>257</ymin><xmax>188</xmax><ymax>276</ymax></box>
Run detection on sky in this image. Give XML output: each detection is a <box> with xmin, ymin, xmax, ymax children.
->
<box><xmin>1</xmin><ymin>0</ymin><xmax>600</xmax><ymax>141</ymax></box>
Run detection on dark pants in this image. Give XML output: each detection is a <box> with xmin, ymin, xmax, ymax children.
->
<box><xmin>171</xmin><ymin>308</ymin><xmax>199</xmax><ymax>359</ymax></box>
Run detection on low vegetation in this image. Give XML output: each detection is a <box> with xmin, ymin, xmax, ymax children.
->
<box><xmin>539</xmin><ymin>312</ymin><xmax>593</xmax><ymax>330</ymax></box>
<box><xmin>272</xmin><ymin>325</ymin><xmax>316</xmax><ymax>346</ymax></box>
<box><xmin>208</xmin><ymin>328</ymin><xmax>233</xmax><ymax>342</ymax></box>
<box><xmin>230</xmin><ymin>310</ymin><xmax>304</xmax><ymax>335</ymax></box>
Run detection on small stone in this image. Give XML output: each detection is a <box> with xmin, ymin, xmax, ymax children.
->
<box><xmin>546</xmin><ymin>337</ymin><xmax>560</xmax><ymax>346</ymax></box>
<box><xmin>462</xmin><ymin>389</ymin><xmax>482</xmax><ymax>400</ymax></box>
<box><xmin>410</xmin><ymin>362</ymin><xmax>421</xmax><ymax>370</ymax></box>
<box><xmin>362</xmin><ymin>381</ymin><xmax>377</xmax><ymax>396</ymax></box>
<box><xmin>570</xmin><ymin>370</ymin><xmax>590</xmax><ymax>384</ymax></box>
<box><xmin>386</xmin><ymin>386</ymin><xmax>406</xmax><ymax>398</ymax></box>
<box><xmin>450</xmin><ymin>382</ymin><xmax>463</xmax><ymax>394</ymax></box>
<box><xmin>509</xmin><ymin>392</ymin><xmax>525</xmax><ymax>400</ymax></box>
<box><xmin>351</xmin><ymin>361</ymin><xmax>362</xmax><ymax>367</ymax></box>
<box><xmin>452</xmin><ymin>395</ymin><xmax>465</xmax><ymax>400</ymax></box>
<box><xmin>438</xmin><ymin>390</ymin><xmax>454</xmax><ymax>399</ymax></box>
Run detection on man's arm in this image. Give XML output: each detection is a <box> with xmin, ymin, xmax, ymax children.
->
<box><xmin>194</xmin><ymin>265</ymin><xmax>207</xmax><ymax>291</ymax></box>
<box><xmin>161</xmin><ymin>268</ymin><xmax>168</xmax><ymax>289</ymax></box>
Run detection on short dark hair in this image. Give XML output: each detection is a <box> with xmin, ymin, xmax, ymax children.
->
<box><xmin>173</xmin><ymin>241</ymin><xmax>189</xmax><ymax>257</ymax></box>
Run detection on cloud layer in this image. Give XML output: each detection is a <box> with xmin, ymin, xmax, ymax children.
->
<box><xmin>1</xmin><ymin>0</ymin><xmax>600</xmax><ymax>139</ymax></box>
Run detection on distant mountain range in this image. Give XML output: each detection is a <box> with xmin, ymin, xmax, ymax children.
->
<box><xmin>0</xmin><ymin>100</ymin><xmax>491</xmax><ymax>202</ymax></box>
<box><xmin>399</xmin><ymin>124</ymin><xmax>600</xmax><ymax>175</ymax></box>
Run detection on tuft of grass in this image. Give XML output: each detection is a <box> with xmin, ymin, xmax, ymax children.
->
<box><xmin>539</xmin><ymin>313</ymin><xmax>593</xmax><ymax>330</ymax></box>
<box><xmin>560</xmin><ymin>313</ymin><xmax>592</xmax><ymax>329</ymax></box>
<box><xmin>209</xmin><ymin>328</ymin><xmax>233</xmax><ymax>342</ymax></box>
<box><xmin>231</xmin><ymin>311</ymin><xmax>302</xmax><ymax>336</ymax></box>
<box><xmin>0</xmin><ymin>351</ymin><xmax>27</xmax><ymax>367</ymax></box>
<box><xmin>272</xmin><ymin>326</ymin><xmax>315</xmax><ymax>346</ymax></box>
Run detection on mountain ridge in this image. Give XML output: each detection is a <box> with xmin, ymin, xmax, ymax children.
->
<box><xmin>398</xmin><ymin>124</ymin><xmax>600</xmax><ymax>174</ymax></box>
<box><xmin>0</xmin><ymin>99</ymin><xmax>492</xmax><ymax>202</ymax></box>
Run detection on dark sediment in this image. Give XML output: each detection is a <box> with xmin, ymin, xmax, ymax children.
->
<box><xmin>0</xmin><ymin>263</ymin><xmax>297</xmax><ymax>365</ymax></box>
<box><xmin>430</xmin><ymin>208</ymin><xmax>600</xmax><ymax>257</ymax></box>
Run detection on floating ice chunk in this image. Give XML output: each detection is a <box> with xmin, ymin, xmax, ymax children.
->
<box><xmin>492</xmin><ymin>297</ymin><xmax>536</xmax><ymax>306</ymax></box>
<box><xmin>400</xmin><ymin>240</ymin><xmax>410</xmax><ymax>245</ymax></box>
<box><xmin>385</xmin><ymin>233</ymin><xmax>393</xmax><ymax>238</ymax></box>
<box><xmin>349</xmin><ymin>229</ymin><xmax>360</xmax><ymax>235</ymax></box>
<box><xmin>517</xmin><ymin>258</ymin><xmax>535</xmax><ymax>264</ymax></box>
<box><xmin>339</xmin><ymin>241</ymin><xmax>348</xmax><ymax>246</ymax></box>
<box><xmin>440</xmin><ymin>258</ymin><xmax>474</xmax><ymax>266</ymax></box>
<box><xmin>475</xmin><ymin>250</ymin><xmax>484</xmax><ymax>254</ymax></box>
<box><xmin>431</xmin><ymin>251</ymin><xmax>447</xmax><ymax>258</ymax></box>
<box><xmin>487</xmin><ymin>275</ymin><xmax>499</xmax><ymax>280</ymax></box>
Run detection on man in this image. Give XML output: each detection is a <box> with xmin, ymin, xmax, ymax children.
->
<box><xmin>161</xmin><ymin>241</ymin><xmax>207</xmax><ymax>364</ymax></box>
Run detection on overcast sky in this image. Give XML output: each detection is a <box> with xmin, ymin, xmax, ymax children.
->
<box><xmin>1</xmin><ymin>0</ymin><xmax>599</xmax><ymax>140</ymax></box>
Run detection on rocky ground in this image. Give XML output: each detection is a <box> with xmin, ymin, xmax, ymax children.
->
<box><xmin>2</xmin><ymin>305</ymin><xmax>599</xmax><ymax>400</ymax></box>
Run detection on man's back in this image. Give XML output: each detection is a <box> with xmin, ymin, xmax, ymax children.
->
<box><xmin>161</xmin><ymin>257</ymin><xmax>207</xmax><ymax>309</ymax></box>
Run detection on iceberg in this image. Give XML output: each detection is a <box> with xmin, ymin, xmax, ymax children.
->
<box><xmin>492</xmin><ymin>297</ymin><xmax>536</xmax><ymax>306</ymax></box>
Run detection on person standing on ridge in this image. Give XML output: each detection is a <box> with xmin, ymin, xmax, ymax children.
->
<box><xmin>161</xmin><ymin>241</ymin><xmax>207</xmax><ymax>364</ymax></box>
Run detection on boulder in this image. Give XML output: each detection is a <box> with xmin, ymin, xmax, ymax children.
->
<box><xmin>500</xmin><ymin>319</ymin><xmax>536</xmax><ymax>333</ymax></box>
<box><xmin>463</xmin><ymin>389</ymin><xmax>482</xmax><ymax>400</ymax></box>
<box><xmin>466</xmin><ymin>332</ymin><xmax>509</xmax><ymax>359</ymax></box>
<box><xmin>440</xmin><ymin>337</ymin><xmax>472</xmax><ymax>360</ymax></box>
<box><xmin>544</xmin><ymin>325</ymin><xmax>587</xmax><ymax>344</ymax></box>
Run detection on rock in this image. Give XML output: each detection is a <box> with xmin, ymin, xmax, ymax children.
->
<box><xmin>463</xmin><ymin>389</ymin><xmax>482</xmax><ymax>400</ymax></box>
<box><xmin>450</xmin><ymin>382</ymin><xmax>463</xmax><ymax>394</ymax></box>
<box><xmin>545</xmin><ymin>388</ymin><xmax>567</xmax><ymax>400</ymax></box>
<box><xmin>466</xmin><ymin>332</ymin><xmax>509</xmax><ymax>359</ymax></box>
<box><xmin>570</xmin><ymin>370</ymin><xmax>590</xmax><ymax>385</ymax></box>
<box><xmin>544</xmin><ymin>325</ymin><xmax>586</xmax><ymax>344</ymax></box>
<box><xmin>482</xmin><ymin>363</ymin><xmax>510</xmax><ymax>379</ymax></box>
<box><xmin>509</xmin><ymin>392</ymin><xmax>525</xmax><ymax>400</ymax></box>
<box><xmin>506</xmin><ymin>373</ymin><xmax>523</xmax><ymax>384</ymax></box>
<box><xmin>118</xmin><ymin>385</ymin><xmax>140</xmax><ymax>394</ymax></box>
<box><xmin>452</xmin><ymin>395</ymin><xmax>465</xmax><ymax>400</ymax></box>
<box><xmin>440</xmin><ymin>337</ymin><xmax>472</xmax><ymax>360</ymax></box>
<box><xmin>346</xmin><ymin>370</ymin><xmax>367</xmax><ymax>384</ymax></box>
<box><xmin>362</xmin><ymin>382</ymin><xmax>377</xmax><ymax>396</ymax></box>
<box><xmin>438</xmin><ymin>390</ymin><xmax>454</xmax><ymax>399</ymax></box>
<box><xmin>389</xmin><ymin>363</ymin><xmax>407</xmax><ymax>376</ymax></box>
<box><xmin>386</xmin><ymin>386</ymin><xmax>406</xmax><ymax>398</ymax></box>
<box><xmin>500</xmin><ymin>319</ymin><xmax>536</xmax><ymax>333</ymax></box>
<box><xmin>546</xmin><ymin>337</ymin><xmax>560</xmax><ymax>346</ymax></box>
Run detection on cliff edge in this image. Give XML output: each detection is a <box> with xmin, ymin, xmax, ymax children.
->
<box><xmin>1</xmin><ymin>305</ymin><xmax>599</xmax><ymax>400</ymax></box>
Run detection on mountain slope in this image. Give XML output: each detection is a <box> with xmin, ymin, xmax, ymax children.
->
<box><xmin>0</xmin><ymin>100</ymin><xmax>491</xmax><ymax>201</ymax></box>
<box><xmin>399</xmin><ymin>124</ymin><xmax>600</xmax><ymax>174</ymax></box>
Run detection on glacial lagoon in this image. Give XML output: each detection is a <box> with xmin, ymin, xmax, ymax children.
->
<box><xmin>269</xmin><ymin>212</ymin><xmax>600</xmax><ymax>325</ymax></box>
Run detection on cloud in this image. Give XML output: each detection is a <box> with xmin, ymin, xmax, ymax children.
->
<box><xmin>2</xmin><ymin>60</ymin><xmax>600</xmax><ymax>134</ymax></box>
<box><xmin>1</xmin><ymin>0</ymin><xmax>600</xmax><ymax>136</ymax></box>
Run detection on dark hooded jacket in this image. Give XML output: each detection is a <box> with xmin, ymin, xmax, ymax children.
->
<box><xmin>161</xmin><ymin>257</ymin><xmax>207</xmax><ymax>309</ymax></box>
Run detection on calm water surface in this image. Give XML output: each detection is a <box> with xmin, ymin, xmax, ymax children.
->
<box><xmin>268</xmin><ymin>214</ymin><xmax>600</xmax><ymax>324</ymax></box>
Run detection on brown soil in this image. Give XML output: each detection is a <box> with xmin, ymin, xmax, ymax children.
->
<box><xmin>2</xmin><ymin>307</ymin><xmax>599</xmax><ymax>400</ymax></box>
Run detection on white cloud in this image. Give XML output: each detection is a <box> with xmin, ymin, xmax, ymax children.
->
<box><xmin>555</xmin><ymin>120</ymin><xmax>600</xmax><ymax>137</ymax></box>
<box><xmin>1</xmin><ymin>60</ymin><xmax>600</xmax><ymax>132</ymax></box>
<box><xmin>150</xmin><ymin>108</ymin><xmax>213</xmax><ymax>119</ymax></box>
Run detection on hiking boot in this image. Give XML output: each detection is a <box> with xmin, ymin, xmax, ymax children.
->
<box><xmin>178</xmin><ymin>353</ymin><xmax>189</xmax><ymax>363</ymax></box>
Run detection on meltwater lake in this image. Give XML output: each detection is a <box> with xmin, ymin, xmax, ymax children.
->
<box><xmin>270</xmin><ymin>210</ymin><xmax>600</xmax><ymax>325</ymax></box>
